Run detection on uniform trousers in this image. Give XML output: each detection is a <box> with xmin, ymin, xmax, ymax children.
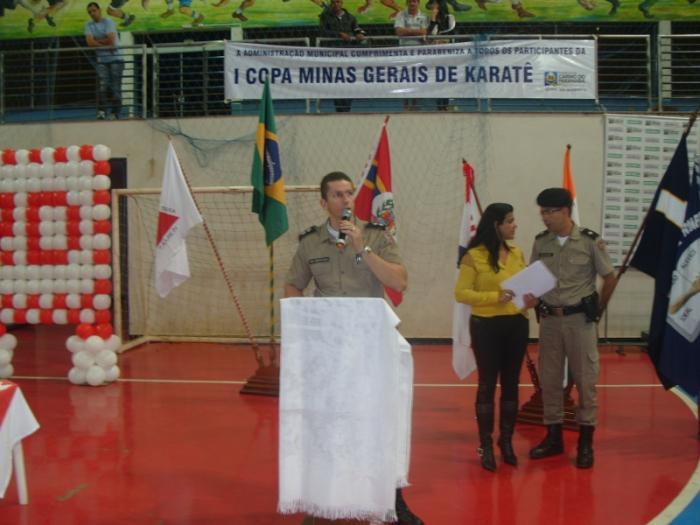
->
<box><xmin>538</xmin><ymin>312</ymin><xmax>599</xmax><ymax>425</ymax></box>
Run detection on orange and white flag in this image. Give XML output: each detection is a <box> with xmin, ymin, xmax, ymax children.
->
<box><xmin>563</xmin><ymin>144</ymin><xmax>580</xmax><ymax>225</ymax></box>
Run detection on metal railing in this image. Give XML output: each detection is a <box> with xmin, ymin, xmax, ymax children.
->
<box><xmin>0</xmin><ymin>33</ymin><xmax>697</xmax><ymax>122</ymax></box>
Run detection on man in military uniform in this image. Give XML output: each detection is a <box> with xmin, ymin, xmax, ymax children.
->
<box><xmin>528</xmin><ymin>188</ymin><xmax>616</xmax><ymax>469</ymax></box>
<box><xmin>285</xmin><ymin>171</ymin><xmax>421</xmax><ymax>525</ymax></box>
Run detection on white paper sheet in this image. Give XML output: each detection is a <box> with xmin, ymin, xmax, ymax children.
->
<box><xmin>501</xmin><ymin>260</ymin><xmax>557</xmax><ymax>309</ymax></box>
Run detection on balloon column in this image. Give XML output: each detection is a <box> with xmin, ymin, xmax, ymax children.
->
<box><xmin>0</xmin><ymin>144</ymin><xmax>121</xmax><ymax>386</ymax></box>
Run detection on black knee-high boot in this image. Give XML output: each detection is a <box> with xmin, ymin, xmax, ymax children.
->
<box><xmin>476</xmin><ymin>403</ymin><xmax>496</xmax><ymax>472</ymax></box>
<box><xmin>395</xmin><ymin>488</ymin><xmax>424</xmax><ymax>525</ymax></box>
<box><xmin>498</xmin><ymin>400</ymin><xmax>518</xmax><ymax>466</ymax></box>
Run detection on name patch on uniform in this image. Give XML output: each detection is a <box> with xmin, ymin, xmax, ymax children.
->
<box><xmin>309</xmin><ymin>257</ymin><xmax>330</xmax><ymax>265</ymax></box>
<box><xmin>539</xmin><ymin>252</ymin><xmax>554</xmax><ymax>257</ymax></box>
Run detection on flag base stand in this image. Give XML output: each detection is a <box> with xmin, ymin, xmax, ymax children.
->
<box><xmin>240</xmin><ymin>365</ymin><xmax>279</xmax><ymax>397</ymax></box>
<box><xmin>517</xmin><ymin>388</ymin><xmax>578</xmax><ymax>431</ymax></box>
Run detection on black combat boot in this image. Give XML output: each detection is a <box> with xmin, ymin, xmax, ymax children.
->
<box><xmin>576</xmin><ymin>425</ymin><xmax>595</xmax><ymax>469</ymax></box>
<box><xmin>395</xmin><ymin>488</ymin><xmax>424</xmax><ymax>525</ymax></box>
<box><xmin>476</xmin><ymin>403</ymin><xmax>496</xmax><ymax>471</ymax></box>
<box><xmin>529</xmin><ymin>423</ymin><xmax>564</xmax><ymax>459</ymax></box>
<box><xmin>497</xmin><ymin>400</ymin><xmax>518</xmax><ymax>466</ymax></box>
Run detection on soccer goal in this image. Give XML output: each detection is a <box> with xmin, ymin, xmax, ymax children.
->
<box><xmin>113</xmin><ymin>185</ymin><xmax>322</xmax><ymax>349</ymax></box>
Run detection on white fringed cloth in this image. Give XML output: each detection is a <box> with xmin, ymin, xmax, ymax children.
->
<box><xmin>278</xmin><ymin>298</ymin><xmax>414</xmax><ymax>523</ymax></box>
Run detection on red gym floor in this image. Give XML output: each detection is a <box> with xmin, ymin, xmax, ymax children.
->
<box><xmin>1</xmin><ymin>325</ymin><xmax>698</xmax><ymax>524</ymax></box>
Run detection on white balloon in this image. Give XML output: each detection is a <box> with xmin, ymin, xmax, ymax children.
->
<box><xmin>93</xmin><ymin>295</ymin><xmax>111</xmax><ymax>310</ymax></box>
<box><xmin>53</xmin><ymin>278</ymin><xmax>67</xmax><ymax>294</ymax></box>
<box><xmin>0</xmin><ymin>179</ymin><xmax>13</xmax><ymax>193</ymax></box>
<box><xmin>26</xmin><ymin>309</ymin><xmax>40</xmax><ymax>324</ymax></box>
<box><xmin>12</xmin><ymin>293</ymin><xmax>27</xmax><ymax>309</ymax></box>
<box><xmin>40</xmin><ymin>147</ymin><xmax>55</xmax><ymax>164</ymax></box>
<box><xmin>79</xmin><ymin>206</ymin><xmax>93</xmax><ymax>220</ymax></box>
<box><xmin>54</xmin><ymin>163</ymin><xmax>67</xmax><ymax>178</ymax></box>
<box><xmin>92</xmin><ymin>204</ymin><xmax>111</xmax><ymax>221</ymax></box>
<box><xmin>79</xmin><ymin>264</ymin><xmax>94</xmax><ymax>279</ymax></box>
<box><xmin>25</xmin><ymin>279</ymin><xmax>39</xmax><ymax>294</ymax></box>
<box><xmin>39</xmin><ymin>293</ymin><xmax>53</xmax><ymax>309</ymax></box>
<box><xmin>12</xmin><ymin>221</ymin><xmax>26</xmax><ymax>236</ymax></box>
<box><xmin>13</xmin><ymin>178</ymin><xmax>27</xmax><ymax>193</ymax></box>
<box><xmin>52</xmin><ymin>309</ymin><xmax>67</xmax><ymax>324</ymax></box>
<box><xmin>66</xmin><ymin>175</ymin><xmax>79</xmax><ymax>191</ymax></box>
<box><xmin>66</xmin><ymin>335</ymin><xmax>84</xmax><ymax>353</ymax></box>
<box><xmin>26</xmin><ymin>178</ymin><xmax>41</xmax><ymax>193</ymax></box>
<box><xmin>79</xmin><ymin>161</ymin><xmax>94</xmax><ymax>177</ymax></box>
<box><xmin>92</xmin><ymin>175</ymin><xmax>111</xmax><ymax>191</ymax></box>
<box><xmin>79</xmin><ymin>220</ymin><xmax>94</xmax><ymax>235</ymax></box>
<box><xmin>12</xmin><ymin>251</ymin><xmax>26</xmax><ymax>266</ymax></box>
<box><xmin>67</xmin><ymin>250</ymin><xmax>81</xmax><ymax>264</ymax></box>
<box><xmin>40</xmin><ymin>178</ymin><xmax>53</xmax><ymax>192</ymax></box>
<box><xmin>53</xmin><ymin>234</ymin><xmax>67</xmax><ymax>250</ymax></box>
<box><xmin>85</xmin><ymin>335</ymin><xmax>104</xmax><ymax>353</ymax></box>
<box><xmin>104</xmin><ymin>365</ymin><xmax>120</xmax><ymax>382</ymax></box>
<box><xmin>68</xmin><ymin>366</ymin><xmax>87</xmax><ymax>385</ymax></box>
<box><xmin>79</xmin><ymin>250</ymin><xmax>92</xmax><ymax>265</ymax></box>
<box><xmin>0</xmin><ymin>281</ymin><xmax>12</xmax><ymax>294</ymax></box>
<box><xmin>40</xmin><ymin>265</ymin><xmax>53</xmax><ymax>279</ymax></box>
<box><xmin>79</xmin><ymin>235</ymin><xmax>93</xmax><ymax>250</ymax></box>
<box><xmin>63</xmin><ymin>263</ymin><xmax>79</xmax><ymax>280</ymax></box>
<box><xmin>93</xmin><ymin>145</ymin><xmax>111</xmax><ymax>161</ymax></box>
<box><xmin>66</xmin><ymin>145</ymin><xmax>81</xmax><ymax>163</ymax></box>
<box><xmin>78</xmin><ymin>176</ymin><xmax>93</xmax><ymax>191</ymax></box>
<box><xmin>0</xmin><ymin>333</ymin><xmax>17</xmax><ymax>351</ymax></box>
<box><xmin>15</xmin><ymin>149</ymin><xmax>29</xmax><ymax>165</ymax></box>
<box><xmin>0</xmin><ymin>165</ymin><xmax>13</xmax><ymax>177</ymax></box>
<box><xmin>39</xmin><ymin>163</ymin><xmax>54</xmax><ymax>178</ymax></box>
<box><xmin>13</xmin><ymin>193</ymin><xmax>27</xmax><ymax>207</ymax></box>
<box><xmin>66</xmin><ymin>191</ymin><xmax>80</xmax><ymax>206</ymax></box>
<box><xmin>0</xmin><ymin>363</ymin><xmax>14</xmax><ymax>379</ymax></box>
<box><xmin>80</xmin><ymin>279</ymin><xmax>94</xmax><ymax>294</ymax></box>
<box><xmin>0</xmin><ymin>309</ymin><xmax>13</xmax><ymax>324</ymax></box>
<box><xmin>26</xmin><ymin>265</ymin><xmax>40</xmax><ymax>280</ymax></box>
<box><xmin>39</xmin><ymin>279</ymin><xmax>54</xmax><ymax>294</ymax></box>
<box><xmin>53</xmin><ymin>206</ymin><xmax>67</xmax><ymax>220</ymax></box>
<box><xmin>26</xmin><ymin>163</ymin><xmax>39</xmax><ymax>178</ymax></box>
<box><xmin>66</xmin><ymin>279</ymin><xmax>80</xmax><ymax>295</ymax></box>
<box><xmin>0</xmin><ymin>267</ymin><xmax>11</xmax><ymax>280</ymax></box>
<box><xmin>72</xmin><ymin>350</ymin><xmax>95</xmax><ymax>369</ymax></box>
<box><xmin>86</xmin><ymin>365</ymin><xmax>106</xmax><ymax>386</ymax></box>
<box><xmin>52</xmin><ymin>177</ymin><xmax>67</xmax><ymax>191</ymax></box>
<box><xmin>66</xmin><ymin>293</ymin><xmax>80</xmax><ymax>309</ymax></box>
<box><xmin>79</xmin><ymin>309</ymin><xmax>95</xmax><ymax>324</ymax></box>
<box><xmin>94</xmin><ymin>265</ymin><xmax>112</xmax><ymax>280</ymax></box>
<box><xmin>12</xmin><ymin>236</ymin><xmax>26</xmax><ymax>251</ymax></box>
<box><xmin>13</xmin><ymin>279</ymin><xmax>26</xmax><ymax>294</ymax></box>
<box><xmin>104</xmin><ymin>335</ymin><xmax>121</xmax><ymax>353</ymax></box>
<box><xmin>78</xmin><ymin>191</ymin><xmax>93</xmax><ymax>206</ymax></box>
<box><xmin>0</xmin><ymin>348</ymin><xmax>12</xmax><ymax>366</ymax></box>
<box><xmin>38</xmin><ymin>206</ymin><xmax>52</xmax><ymax>221</ymax></box>
<box><xmin>92</xmin><ymin>234</ymin><xmax>111</xmax><ymax>250</ymax></box>
<box><xmin>0</xmin><ymin>237</ymin><xmax>12</xmax><ymax>251</ymax></box>
<box><xmin>96</xmin><ymin>349</ymin><xmax>117</xmax><ymax>368</ymax></box>
<box><xmin>53</xmin><ymin>265</ymin><xmax>66</xmax><ymax>280</ymax></box>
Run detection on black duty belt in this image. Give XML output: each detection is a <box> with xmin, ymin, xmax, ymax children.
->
<box><xmin>539</xmin><ymin>302</ymin><xmax>585</xmax><ymax>317</ymax></box>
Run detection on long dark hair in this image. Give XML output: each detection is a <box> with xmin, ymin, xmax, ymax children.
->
<box><xmin>466</xmin><ymin>202</ymin><xmax>514</xmax><ymax>272</ymax></box>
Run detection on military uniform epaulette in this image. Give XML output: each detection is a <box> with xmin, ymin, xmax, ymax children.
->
<box><xmin>535</xmin><ymin>229</ymin><xmax>549</xmax><ymax>239</ymax></box>
<box><xmin>298</xmin><ymin>225</ymin><xmax>318</xmax><ymax>240</ymax></box>
<box><xmin>365</xmin><ymin>222</ymin><xmax>386</xmax><ymax>230</ymax></box>
<box><xmin>580</xmin><ymin>228</ymin><xmax>599</xmax><ymax>240</ymax></box>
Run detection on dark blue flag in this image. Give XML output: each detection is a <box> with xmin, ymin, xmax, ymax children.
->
<box><xmin>630</xmin><ymin>135</ymin><xmax>690</xmax><ymax>389</ymax></box>
<box><xmin>661</xmin><ymin>157</ymin><xmax>700</xmax><ymax>394</ymax></box>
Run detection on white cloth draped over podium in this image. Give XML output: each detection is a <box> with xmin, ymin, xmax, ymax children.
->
<box><xmin>278</xmin><ymin>298</ymin><xmax>414</xmax><ymax>523</ymax></box>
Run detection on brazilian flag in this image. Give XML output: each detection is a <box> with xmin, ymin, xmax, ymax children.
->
<box><xmin>251</xmin><ymin>79</ymin><xmax>288</xmax><ymax>245</ymax></box>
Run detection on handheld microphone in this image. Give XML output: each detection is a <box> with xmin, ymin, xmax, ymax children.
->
<box><xmin>335</xmin><ymin>208</ymin><xmax>352</xmax><ymax>249</ymax></box>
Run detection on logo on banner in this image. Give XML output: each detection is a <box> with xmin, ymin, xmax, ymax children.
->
<box><xmin>544</xmin><ymin>71</ymin><xmax>587</xmax><ymax>89</ymax></box>
<box><xmin>544</xmin><ymin>71</ymin><xmax>559</xmax><ymax>86</ymax></box>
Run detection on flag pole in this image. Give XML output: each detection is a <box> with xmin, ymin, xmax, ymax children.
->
<box><xmin>268</xmin><ymin>243</ymin><xmax>277</xmax><ymax>367</ymax></box>
<box><xmin>355</xmin><ymin>115</ymin><xmax>390</xmax><ymax>196</ymax></box>
<box><xmin>599</xmin><ymin>108</ymin><xmax>699</xmax><ymax>316</ymax></box>
<box><xmin>167</xmin><ymin>137</ymin><xmax>265</xmax><ymax>367</ymax></box>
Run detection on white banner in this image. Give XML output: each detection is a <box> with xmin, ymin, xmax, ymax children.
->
<box><xmin>224</xmin><ymin>40</ymin><xmax>596</xmax><ymax>101</ymax></box>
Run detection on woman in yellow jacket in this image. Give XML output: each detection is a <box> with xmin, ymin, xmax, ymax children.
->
<box><xmin>455</xmin><ymin>202</ymin><xmax>536</xmax><ymax>472</ymax></box>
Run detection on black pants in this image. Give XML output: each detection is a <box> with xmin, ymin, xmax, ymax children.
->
<box><xmin>470</xmin><ymin>314</ymin><xmax>528</xmax><ymax>405</ymax></box>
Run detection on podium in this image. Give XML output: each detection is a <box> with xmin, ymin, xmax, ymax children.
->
<box><xmin>278</xmin><ymin>298</ymin><xmax>413</xmax><ymax>523</ymax></box>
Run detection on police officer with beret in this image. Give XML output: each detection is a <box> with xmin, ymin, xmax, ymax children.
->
<box><xmin>528</xmin><ymin>188</ymin><xmax>616</xmax><ymax>469</ymax></box>
<box><xmin>285</xmin><ymin>171</ymin><xmax>423</xmax><ymax>525</ymax></box>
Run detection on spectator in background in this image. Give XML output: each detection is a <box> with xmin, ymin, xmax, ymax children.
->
<box><xmin>426</xmin><ymin>0</ymin><xmax>455</xmax><ymax>110</ymax></box>
<box><xmin>319</xmin><ymin>0</ymin><xmax>366</xmax><ymax>113</ymax></box>
<box><xmin>85</xmin><ymin>2</ymin><xmax>125</xmax><ymax>120</ymax></box>
<box><xmin>394</xmin><ymin>0</ymin><xmax>428</xmax><ymax>111</ymax></box>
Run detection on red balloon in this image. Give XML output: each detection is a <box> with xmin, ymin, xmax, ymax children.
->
<box><xmin>93</xmin><ymin>220</ymin><xmax>111</xmax><ymax>234</ymax></box>
<box><xmin>2</xmin><ymin>149</ymin><xmax>16</xmax><ymax>165</ymax></box>
<box><xmin>67</xmin><ymin>236</ymin><xmax>80</xmax><ymax>250</ymax></box>
<box><xmin>1</xmin><ymin>209</ymin><xmax>13</xmax><ymax>222</ymax></box>
<box><xmin>93</xmin><ymin>250</ymin><xmax>111</xmax><ymax>264</ymax></box>
<box><xmin>29</xmin><ymin>149</ymin><xmax>41</xmax><ymax>163</ymax></box>
<box><xmin>94</xmin><ymin>160</ymin><xmax>111</xmax><ymax>175</ymax></box>
<box><xmin>54</xmin><ymin>147</ymin><xmax>68</xmax><ymax>163</ymax></box>
<box><xmin>0</xmin><ymin>223</ymin><xmax>13</xmax><ymax>237</ymax></box>
<box><xmin>27</xmin><ymin>193</ymin><xmax>41</xmax><ymax>207</ymax></box>
<box><xmin>27</xmin><ymin>250</ymin><xmax>40</xmax><ymax>264</ymax></box>
<box><xmin>2</xmin><ymin>295</ymin><xmax>13</xmax><ymax>308</ymax></box>
<box><xmin>27</xmin><ymin>238</ymin><xmax>40</xmax><ymax>251</ymax></box>
<box><xmin>0</xmin><ymin>194</ymin><xmax>14</xmax><ymax>208</ymax></box>
<box><xmin>95</xmin><ymin>323</ymin><xmax>113</xmax><ymax>339</ymax></box>
<box><xmin>76</xmin><ymin>323</ymin><xmax>94</xmax><ymax>339</ymax></box>
<box><xmin>80</xmin><ymin>294</ymin><xmax>93</xmax><ymax>309</ymax></box>
<box><xmin>79</xmin><ymin>145</ymin><xmax>94</xmax><ymax>161</ymax></box>
<box><xmin>40</xmin><ymin>310</ymin><xmax>53</xmax><ymax>324</ymax></box>
<box><xmin>14</xmin><ymin>309</ymin><xmax>27</xmax><ymax>324</ymax></box>
<box><xmin>26</xmin><ymin>207</ymin><xmax>40</xmax><ymax>222</ymax></box>
<box><xmin>93</xmin><ymin>190</ymin><xmax>111</xmax><ymax>205</ymax></box>
<box><xmin>94</xmin><ymin>279</ymin><xmax>113</xmax><ymax>295</ymax></box>
<box><xmin>39</xmin><ymin>250</ymin><xmax>53</xmax><ymax>265</ymax></box>
<box><xmin>67</xmin><ymin>221</ymin><xmax>80</xmax><ymax>236</ymax></box>
<box><xmin>26</xmin><ymin>295</ymin><xmax>40</xmax><ymax>308</ymax></box>
<box><xmin>95</xmin><ymin>310</ymin><xmax>111</xmax><ymax>324</ymax></box>
<box><xmin>53</xmin><ymin>293</ymin><xmax>67</xmax><ymax>309</ymax></box>
<box><xmin>0</xmin><ymin>324</ymin><xmax>6</xmax><ymax>336</ymax></box>
<box><xmin>52</xmin><ymin>192</ymin><xmax>68</xmax><ymax>206</ymax></box>
<box><xmin>67</xmin><ymin>310</ymin><xmax>81</xmax><ymax>324</ymax></box>
<box><xmin>67</xmin><ymin>206</ymin><xmax>81</xmax><ymax>221</ymax></box>
<box><xmin>52</xmin><ymin>251</ymin><xmax>68</xmax><ymax>265</ymax></box>
<box><xmin>25</xmin><ymin>222</ymin><xmax>40</xmax><ymax>237</ymax></box>
<box><xmin>39</xmin><ymin>192</ymin><xmax>53</xmax><ymax>206</ymax></box>
<box><xmin>1</xmin><ymin>252</ymin><xmax>13</xmax><ymax>265</ymax></box>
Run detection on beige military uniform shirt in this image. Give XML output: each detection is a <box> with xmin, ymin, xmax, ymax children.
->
<box><xmin>286</xmin><ymin>221</ymin><xmax>403</xmax><ymax>298</ymax></box>
<box><xmin>530</xmin><ymin>225</ymin><xmax>614</xmax><ymax>307</ymax></box>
